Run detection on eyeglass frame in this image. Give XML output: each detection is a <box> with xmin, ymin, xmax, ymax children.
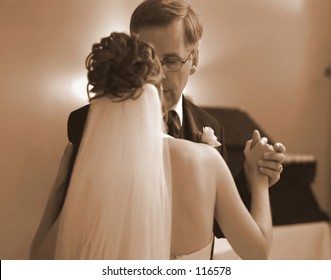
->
<box><xmin>159</xmin><ymin>49</ymin><xmax>195</xmax><ymax>72</ymax></box>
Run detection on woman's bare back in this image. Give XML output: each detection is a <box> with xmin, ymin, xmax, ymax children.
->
<box><xmin>165</xmin><ymin>138</ymin><xmax>221</xmax><ymax>257</ymax></box>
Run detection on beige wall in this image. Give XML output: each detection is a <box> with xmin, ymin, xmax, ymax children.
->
<box><xmin>187</xmin><ymin>0</ymin><xmax>331</xmax><ymax>219</ymax></box>
<box><xmin>1</xmin><ymin>0</ymin><xmax>330</xmax><ymax>259</ymax></box>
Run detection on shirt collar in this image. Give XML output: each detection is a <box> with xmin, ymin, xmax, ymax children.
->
<box><xmin>171</xmin><ymin>94</ymin><xmax>183</xmax><ymax>126</ymax></box>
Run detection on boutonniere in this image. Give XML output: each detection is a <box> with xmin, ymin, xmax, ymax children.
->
<box><xmin>198</xmin><ymin>127</ymin><xmax>221</xmax><ymax>147</ymax></box>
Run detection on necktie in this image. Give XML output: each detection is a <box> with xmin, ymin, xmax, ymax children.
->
<box><xmin>167</xmin><ymin>110</ymin><xmax>181</xmax><ymax>138</ymax></box>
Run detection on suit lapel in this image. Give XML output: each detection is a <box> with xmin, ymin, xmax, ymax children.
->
<box><xmin>182</xmin><ymin>97</ymin><xmax>201</xmax><ymax>143</ymax></box>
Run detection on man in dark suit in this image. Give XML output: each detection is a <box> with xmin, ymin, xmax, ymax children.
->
<box><xmin>30</xmin><ymin>1</ymin><xmax>285</xmax><ymax>259</ymax></box>
<box><xmin>63</xmin><ymin>1</ymin><xmax>285</xmax><ymax>261</ymax></box>
<box><xmin>66</xmin><ymin>0</ymin><xmax>285</xmax><ymax>236</ymax></box>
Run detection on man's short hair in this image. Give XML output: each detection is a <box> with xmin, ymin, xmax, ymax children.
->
<box><xmin>130</xmin><ymin>0</ymin><xmax>203</xmax><ymax>47</ymax></box>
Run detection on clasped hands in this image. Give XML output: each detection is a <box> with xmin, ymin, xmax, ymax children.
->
<box><xmin>244</xmin><ymin>130</ymin><xmax>286</xmax><ymax>188</ymax></box>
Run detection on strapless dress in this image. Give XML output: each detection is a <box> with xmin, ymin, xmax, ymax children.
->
<box><xmin>171</xmin><ymin>238</ymin><xmax>213</xmax><ymax>260</ymax></box>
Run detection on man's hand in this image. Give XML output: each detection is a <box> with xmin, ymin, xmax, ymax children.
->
<box><xmin>259</xmin><ymin>142</ymin><xmax>286</xmax><ymax>187</ymax></box>
<box><xmin>250</xmin><ymin>130</ymin><xmax>286</xmax><ymax>187</ymax></box>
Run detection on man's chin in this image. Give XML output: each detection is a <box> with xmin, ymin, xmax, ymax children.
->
<box><xmin>163</xmin><ymin>92</ymin><xmax>179</xmax><ymax>110</ymax></box>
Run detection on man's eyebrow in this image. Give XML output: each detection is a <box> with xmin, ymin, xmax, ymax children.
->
<box><xmin>163</xmin><ymin>53</ymin><xmax>180</xmax><ymax>58</ymax></box>
<box><xmin>161</xmin><ymin>53</ymin><xmax>181</xmax><ymax>59</ymax></box>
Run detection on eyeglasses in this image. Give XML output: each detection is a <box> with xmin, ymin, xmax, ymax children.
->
<box><xmin>160</xmin><ymin>50</ymin><xmax>194</xmax><ymax>72</ymax></box>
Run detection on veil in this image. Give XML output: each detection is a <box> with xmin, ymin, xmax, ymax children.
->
<box><xmin>55</xmin><ymin>84</ymin><xmax>171</xmax><ymax>259</ymax></box>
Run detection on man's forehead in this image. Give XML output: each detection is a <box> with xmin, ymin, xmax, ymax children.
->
<box><xmin>137</xmin><ymin>22</ymin><xmax>187</xmax><ymax>56</ymax></box>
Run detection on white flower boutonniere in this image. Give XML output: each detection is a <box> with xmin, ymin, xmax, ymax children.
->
<box><xmin>199</xmin><ymin>127</ymin><xmax>221</xmax><ymax>147</ymax></box>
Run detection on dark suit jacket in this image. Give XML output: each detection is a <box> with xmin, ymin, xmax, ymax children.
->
<box><xmin>66</xmin><ymin>96</ymin><xmax>226</xmax><ymax>174</ymax></box>
<box><xmin>181</xmin><ymin>96</ymin><xmax>226</xmax><ymax>158</ymax></box>
<box><xmin>64</xmin><ymin>96</ymin><xmax>249</xmax><ymax>239</ymax></box>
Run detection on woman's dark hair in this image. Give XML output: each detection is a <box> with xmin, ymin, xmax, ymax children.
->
<box><xmin>86</xmin><ymin>32</ymin><xmax>163</xmax><ymax>101</ymax></box>
<box><xmin>130</xmin><ymin>0</ymin><xmax>203</xmax><ymax>47</ymax></box>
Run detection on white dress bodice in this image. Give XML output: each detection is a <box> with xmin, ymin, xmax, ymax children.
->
<box><xmin>171</xmin><ymin>238</ymin><xmax>213</xmax><ymax>260</ymax></box>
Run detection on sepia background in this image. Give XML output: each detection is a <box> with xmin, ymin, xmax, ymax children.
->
<box><xmin>1</xmin><ymin>0</ymin><xmax>330</xmax><ymax>259</ymax></box>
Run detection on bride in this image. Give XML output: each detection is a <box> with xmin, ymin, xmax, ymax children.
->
<box><xmin>31</xmin><ymin>32</ymin><xmax>273</xmax><ymax>260</ymax></box>
<box><xmin>54</xmin><ymin>32</ymin><xmax>170</xmax><ymax>259</ymax></box>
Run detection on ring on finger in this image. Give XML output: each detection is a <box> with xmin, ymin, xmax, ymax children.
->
<box><xmin>279</xmin><ymin>164</ymin><xmax>283</xmax><ymax>173</ymax></box>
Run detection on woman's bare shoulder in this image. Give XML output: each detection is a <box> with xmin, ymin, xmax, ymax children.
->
<box><xmin>165</xmin><ymin>138</ymin><xmax>223</xmax><ymax>164</ymax></box>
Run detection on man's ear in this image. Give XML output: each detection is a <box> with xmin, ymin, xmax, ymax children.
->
<box><xmin>189</xmin><ymin>49</ymin><xmax>199</xmax><ymax>75</ymax></box>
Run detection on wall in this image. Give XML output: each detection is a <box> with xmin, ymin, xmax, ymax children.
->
<box><xmin>187</xmin><ymin>0</ymin><xmax>331</xmax><ymax>218</ymax></box>
<box><xmin>1</xmin><ymin>0</ymin><xmax>330</xmax><ymax>259</ymax></box>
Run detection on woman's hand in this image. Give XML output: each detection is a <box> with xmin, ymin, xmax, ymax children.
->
<box><xmin>250</xmin><ymin>131</ymin><xmax>286</xmax><ymax>187</ymax></box>
<box><xmin>244</xmin><ymin>130</ymin><xmax>273</xmax><ymax>190</ymax></box>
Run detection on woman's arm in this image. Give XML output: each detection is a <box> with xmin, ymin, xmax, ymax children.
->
<box><xmin>214</xmin><ymin>134</ymin><xmax>272</xmax><ymax>259</ymax></box>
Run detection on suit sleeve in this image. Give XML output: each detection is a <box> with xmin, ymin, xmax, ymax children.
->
<box><xmin>212</xmin><ymin>118</ymin><xmax>251</xmax><ymax>210</ymax></box>
<box><xmin>204</xmin><ymin>112</ymin><xmax>251</xmax><ymax>239</ymax></box>
<box><xmin>62</xmin><ymin>105</ymin><xmax>90</xmax><ymax>202</ymax></box>
<box><xmin>30</xmin><ymin>144</ymin><xmax>73</xmax><ymax>259</ymax></box>
<box><xmin>67</xmin><ymin>104</ymin><xmax>89</xmax><ymax>145</ymax></box>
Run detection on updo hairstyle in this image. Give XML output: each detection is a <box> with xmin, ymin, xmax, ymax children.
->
<box><xmin>86</xmin><ymin>32</ymin><xmax>163</xmax><ymax>101</ymax></box>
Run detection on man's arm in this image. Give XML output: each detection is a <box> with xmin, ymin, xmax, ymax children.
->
<box><xmin>30</xmin><ymin>143</ymin><xmax>73</xmax><ymax>259</ymax></box>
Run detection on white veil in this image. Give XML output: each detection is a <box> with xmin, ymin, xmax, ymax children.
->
<box><xmin>55</xmin><ymin>84</ymin><xmax>171</xmax><ymax>259</ymax></box>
